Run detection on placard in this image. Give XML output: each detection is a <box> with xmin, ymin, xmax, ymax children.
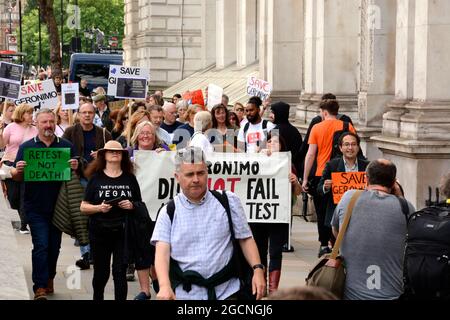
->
<box><xmin>61</xmin><ymin>83</ymin><xmax>79</xmax><ymax>110</ymax></box>
<box><xmin>108</xmin><ymin>65</ymin><xmax>150</xmax><ymax>99</ymax></box>
<box><xmin>23</xmin><ymin>148</ymin><xmax>71</xmax><ymax>182</ymax></box>
<box><xmin>0</xmin><ymin>61</ymin><xmax>23</xmax><ymax>100</ymax></box>
<box><xmin>15</xmin><ymin>79</ymin><xmax>58</xmax><ymax>109</ymax></box>
<box><xmin>331</xmin><ymin>172</ymin><xmax>367</xmax><ymax>204</ymax></box>
<box><xmin>247</xmin><ymin>76</ymin><xmax>271</xmax><ymax>101</ymax></box>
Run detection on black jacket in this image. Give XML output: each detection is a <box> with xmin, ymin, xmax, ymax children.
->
<box><xmin>317</xmin><ymin>157</ymin><xmax>369</xmax><ymax>227</ymax></box>
<box><xmin>271</xmin><ymin>102</ymin><xmax>303</xmax><ymax>174</ymax></box>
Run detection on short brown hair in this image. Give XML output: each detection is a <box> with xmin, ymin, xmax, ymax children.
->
<box><xmin>319</xmin><ymin>99</ymin><xmax>339</xmax><ymax>116</ymax></box>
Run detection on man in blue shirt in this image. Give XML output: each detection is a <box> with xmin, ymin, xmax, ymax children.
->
<box><xmin>12</xmin><ymin>108</ymin><xmax>78</xmax><ymax>300</ymax></box>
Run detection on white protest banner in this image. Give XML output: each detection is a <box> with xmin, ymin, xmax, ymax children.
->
<box><xmin>247</xmin><ymin>76</ymin><xmax>271</xmax><ymax>101</ymax></box>
<box><xmin>61</xmin><ymin>83</ymin><xmax>79</xmax><ymax>110</ymax></box>
<box><xmin>15</xmin><ymin>79</ymin><xmax>58</xmax><ymax>109</ymax></box>
<box><xmin>135</xmin><ymin>152</ymin><xmax>291</xmax><ymax>224</ymax></box>
<box><xmin>108</xmin><ymin>65</ymin><xmax>150</xmax><ymax>99</ymax></box>
<box><xmin>207</xmin><ymin>84</ymin><xmax>223</xmax><ymax>110</ymax></box>
<box><xmin>0</xmin><ymin>61</ymin><xmax>24</xmax><ymax>100</ymax></box>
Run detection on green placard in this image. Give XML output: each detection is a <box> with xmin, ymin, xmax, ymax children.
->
<box><xmin>24</xmin><ymin>148</ymin><xmax>71</xmax><ymax>182</ymax></box>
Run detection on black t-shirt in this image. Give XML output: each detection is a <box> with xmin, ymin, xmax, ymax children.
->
<box><xmin>83</xmin><ymin>128</ymin><xmax>96</xmax><ymax>162</ymax></box>
<box><xmin>84</xmin><ymin>171</ymin><xmax>142</xmax><ymax>229</ymax></box>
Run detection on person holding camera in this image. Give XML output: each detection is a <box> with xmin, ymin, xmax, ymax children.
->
<box><xmin>80</xmin><ymin>140</ymin><xmax>142</xmax><ymax>300</ymax></box>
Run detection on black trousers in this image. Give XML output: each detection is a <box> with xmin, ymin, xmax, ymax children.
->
<box><xmin>310</xmin><ymin>176</ymin><xmax>332</xmax><ymax>246</ymax></box>
<box><xmin>90</xmin><ymin>226</ymin><xmax>127</xmax><ymax>301</ymax></box>
<box><xmin>249</xmin><ymin>223</ymin><xmax>288</xmax><ymax>273</ymax></box>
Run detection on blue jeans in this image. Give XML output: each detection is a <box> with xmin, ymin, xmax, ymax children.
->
<box><xmin>26</xmin><ymin>210</ymin><xmax>62</xmax><ymax>292</ymax></box>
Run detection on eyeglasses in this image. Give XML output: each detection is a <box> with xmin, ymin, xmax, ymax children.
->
<box><xmin>236</xmin><ymin>108</ymin><xmax>244</xmax><ymax>112</ymax></box>
<box><xmin>122</xmin><ymin>117</ymin><xmax>129</xmax><ymax>121</ymax></box>
<box><xmin>139</xmin><ymin>131</ymin><xmax>154</xmax><ymax>137</ymax></box>
<box><xmin>342</xmin><ymin>143</ymin><xmax>358</xmax><ymax>147</ymax></box>
<box><xmin>80</xmin><ymin>111</ymin><xmax>94</xmax><ymax>115</ymax></box>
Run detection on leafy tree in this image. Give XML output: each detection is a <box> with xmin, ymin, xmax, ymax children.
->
<box><xmin>20</xmin><ymin>0</ymin><xmax>124</xmax><ymax>72</ymax></box>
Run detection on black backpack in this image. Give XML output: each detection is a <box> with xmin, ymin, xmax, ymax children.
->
<box><xmin>330</xmin><ymin>120</ymin><xmax>350</xmax><ymax>160</ymax></box>
<box><xmin>400</xmin><ymin>199</ymin><xmax>450</xmax><ymax>299</ymax></box>
<box><xmin>160</xmin><ymin>190</ymin><xmax>255</xmax><ymax>300</ymax></box>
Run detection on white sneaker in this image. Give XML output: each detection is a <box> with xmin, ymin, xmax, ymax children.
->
<box><xmin>19</xmin><ymin>227</ymin><xmax>30</xmax><ymax>234</ymax></box>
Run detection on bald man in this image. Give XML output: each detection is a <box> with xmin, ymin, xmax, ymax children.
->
<box><xmin>161</xmin><ymin>102</ymin><xmax>183</xmax><ymax>140</ymax></box>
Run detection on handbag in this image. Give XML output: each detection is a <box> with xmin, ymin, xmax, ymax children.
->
<box><xmin>305</xmin><ymin>190</ymin><xmax>363</xmax><ymax>299</ymax></box>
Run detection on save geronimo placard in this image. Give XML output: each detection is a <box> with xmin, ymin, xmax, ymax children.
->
<box><xmin>135</xmin><ymin>151</ymin><xmax>291</xmax><ymax>224</ymax></box>
<box><xmin>331</xmin><ymin>172</ymin><xmax>367</xmax><ymax>204</ymax></box>
<box><xmin>15</xmin><ymin>79</ymin><xmax>58</xmax><ymax>109</ymax></box>
<box><xmin>23</xmin><ymin>148</ymin><xmax>71</xmax><ymax>182</ymax></box>
<box><xmin>108</xmin><ymin>65</ymin><xmax>150</xmax><ymax>99</ymax></box>
<box><xmin>247</xmin><ymin>76</ymin><xmax>271</xmax><ymax>101</ymax></box>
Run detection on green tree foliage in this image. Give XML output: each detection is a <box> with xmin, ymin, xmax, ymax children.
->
<box><xmin>21</xmin><ymin>0</ymin><xmax>124</xmax><ymax>70</ymax></box>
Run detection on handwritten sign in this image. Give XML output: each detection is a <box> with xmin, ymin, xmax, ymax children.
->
<box><xmin>331</xmin><ymin>172</ymin><xmax>367</xmax><ymax>204</ymax></box>
<box><xmin>247</xmin><ymin>76</ymin><xmax>271</xmax><ymax>100</ymax></box>
<box><xmin>191</xmin><ymin>89</ymin><xmax>205</xmax><ymax>107</ymax></box>
<box><xmin>24</xmin><ymin>148</ymin><xmax>71</xmax><ymax>182</ymax></box>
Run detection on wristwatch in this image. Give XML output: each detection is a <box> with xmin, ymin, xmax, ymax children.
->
<box><xmin>252</xmin><ymin>264</ymin><xmax>265</xmax><ymax>271</ymax></box>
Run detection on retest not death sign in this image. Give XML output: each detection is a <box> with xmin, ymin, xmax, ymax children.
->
<box><xmin>23</xmin><ymin>148</ymin><xmax>71</xmax><ymax>182</ymax></box>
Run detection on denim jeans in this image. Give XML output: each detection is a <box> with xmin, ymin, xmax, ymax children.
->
<box><xmin>26</xmin><ymin>210</ymin><xmax>62</xmax><ymax>292</ymax></box>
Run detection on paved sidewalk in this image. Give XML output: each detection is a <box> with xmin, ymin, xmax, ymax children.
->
<box><xmin>2</xmin><ymin>195</ymin><xmax>320</xmax><ymax>300</ymax></box>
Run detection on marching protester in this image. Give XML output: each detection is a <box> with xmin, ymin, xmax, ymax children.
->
<box><xmin>209</xmin><ymin>103</ymin><xmax>236</xmax><ymax>152</ymax></box>
<box><xmin>126</xmin><ymin>121</ymin><xmax>169</xmax><ymax>300</ymax></box>
<box><xmin>1</xmin><ymin>103</ymin><xmax>38</xmax><ymax>234</ymax></box>
<box><xmin>0</xmin><ymin>100</ymin><xmax>15</xmax><ymax>129</ymax></box>
<box><xmin>257</xmin><ymin>132</ymin><xmax>302</xmax><ymax>294</ymax></box>
<box><xmin>176</xmin><ymin>100</ymin><xmax>188</xmax><ymax>123</ymax></box>
<box><xmin>172</xmin><ymin>104</ymin><xmax>200</xmax><ymax>149</ymax></box>
<box><xmin>93</xmin><ymin>94</ymin><xmax>113</xmax><ymax>132</ymax></box>
<box><xmin>80</xmin><ymin>140</ymin><xmax>142</xmax><ymax>301</ymax></box>
<box><xmin>229</xmin><ymin>111</ymin><xmax>240</xmax><ymax>129</ymax></box>
<box><xmin>302</xmin><ymin>98</ymin><xmax>356</xmax><ymax>257</ymax></box>
<box><xmin>151</xmin><ymin>146</ymin><xmax>266</xmax><ymax>300</ymax></box>
<box><xmin>160</xmin><ymin>102</ymin><xmax>183</xmax><ymax>141</ymax></box>
<box><xmin>54</xmin><ymin>104</ymin><xmax>73</xmax><ymax>137</ymax></box>
<box><xmin>63</xmin><ymin>102</ymin><xmax>112</xmax><ymax>269</ymax></box>
<box><xmin>11</xmin><ymin>108</ymin><xmax>78</xmax><ymax>300</ymax></box>
<box><xmin>237</xmin><ymin>96</ymin><xmax>275</xmax><ymax>153</ymax></box>
<box><xmin>317</xmin><ymin>132</ymin><xmax>369</xmax><ymax>231</ymax></box>
<box><xmin>233</xmin><ymin>102</ymin><xmax>246</xmax><ymax>127</ymax></box>
<box><xmin>189</xmin><ymin>111</ymin><xmax>214</xmax><ymax>154</ymax></box>
<box><xmin>116</xmin><ymin>110</ymin><xmax>151</xmax><ymax>148</ymax></box>
<box><xmin>148</xmin><ymin>105</ymin><xmax>172</xmax><ymax>146</ymax></box>
<box><xmin>111</xmin><ymin>107</ymin><xmax>129</xmax><ymax>140</ymax></box>
<box><xmin>172</xmin><ymin>94</ymin><xmax>182</xmax><ymax>105</ymax></box>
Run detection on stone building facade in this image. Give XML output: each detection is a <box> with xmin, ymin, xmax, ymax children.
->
<box><xmin>124</xmin><ymin>0</ymin><xmax>450</xmax><ymax>209</ymax></box>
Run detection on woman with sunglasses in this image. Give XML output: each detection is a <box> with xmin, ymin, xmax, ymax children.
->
<box><xmin>80</xmin><ymin>140</ymin><xmax>142</xmax><ymax>300</ymax></box>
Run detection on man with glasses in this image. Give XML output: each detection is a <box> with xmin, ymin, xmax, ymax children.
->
<box><xmin>317</xmin><ymin>132</ymin><xmax>369</xmax><ymax>239</ymax></box>
<box><xmin>63</xmin><ymin>102</ymin><xmax>112</xmax><ymax>270</ymax></box>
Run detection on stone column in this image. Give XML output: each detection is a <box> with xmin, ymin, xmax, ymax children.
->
<box><xmin>237</xmin><ymin>0</ymin><xmax>257</xmax><ymax>67</ymax></box>
<box><xmin>201</xmin><ymin>0</ymin><xmax>216</xmax><ymax>69</ymax></box>
<box><xmin>298</xmin><ymin>0</ymin><xmax>360</xmax><ymax>130</ymax></box>
<box><xmin>382</xmin><ymin>0</ymin><xmax>416</xmax><ymax>138</ymax></box>
<box><xmin>123</xmin><ymin>0</ymin><xmax>139</xmax><ymax>66</ymax></box>
<box><xmin>259</xmin><ymin>0</ymin><xmax>303</xmax><ymax>113</ymax></box>
<box><xmin>357</xmin><ymin>0</ymin><xmax>397</xmax><ymax>160</ymax></box>
<box><xmin>216</xmin><ymin>0</ymin><xmax>237</xmax><ymax>69</ymax></box>
<box><xmin>373</xmin><ymin>0</ymin><xmax>450</xmax><ymax>209</ymax></box>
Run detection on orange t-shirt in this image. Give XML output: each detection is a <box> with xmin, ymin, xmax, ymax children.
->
<box><xmin>308</xmin><ymin>119</ymin><xmax>356</xmax><ymax>176</ymax></box>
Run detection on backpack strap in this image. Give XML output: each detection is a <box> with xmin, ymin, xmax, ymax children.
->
<box><xmin>210</xmin><ymin>190</ymin><xmax>235</xmax><ymax>239</ymax></box>
<box><xmin>243</xmin><ymin>122</ymin><xmax>250</xmax><ymax>153</ymax></box>
<box><xmin>262</xmin><ymin>119</ymin><xmax>268</xmax><ymax>131</ymax></box>
<box><xmin>156</xmin><ymin>199</ymin><xmax>176</xmax><ymax>224</ymax></box>
<box><xmin>330</xmin><ymin>190</ymin><xmax>363</xmax><ymax>260</ymax></box>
